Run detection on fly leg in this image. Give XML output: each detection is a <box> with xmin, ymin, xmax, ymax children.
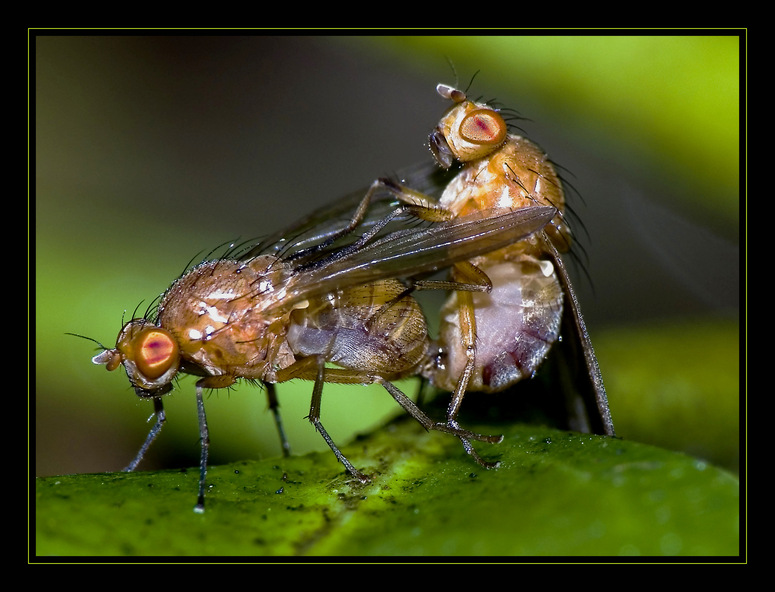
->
<box><xmin>273</xmin><ymin>357</ymin><xmax>371</xmax><ymax>481</ymax></box>
<box><xmin>265</xmin><ymin>382</ymin><xmax>292</xmax><ymax>457</ymax></box>
<box><xmin>279</xmin><ymin>336</ymin><xmax>502</xmax><ymax>449</ymax></box>
<box><xmin>345</xmin><ymin>179</ymin><xmax>506</xmax><ymax>466</ymax></box>
<box><xmin>122</xmin><ymin>385</ymin><xmax>212</xmax><ymax>512</ymax></box>
<box><xmin>193</xmin><ymin>384</ymin><xmax>210</xmax><ymax>513</ymax></box>
<box><xmin>274</xmin><ymin>358</ymin><xmax>501</xmax><ymax>473</ymax></box>
<box><xmin>291</xmin><ymin>178</ymin><xmax>450</xmax><ymax>266</ymax></box>
<box><xmin>338</xmin><ymin>178</ymin><xmax>456</xmax><ymax>243</ymax></box>
<box><xmin>428</xmin><ymin>261</ymin><xmax>499</xmax><ymax>469</ymax></box>
<box><xmin>444</xmin><ymin>262</ymin><xmax>502</xmax><ymax>469</ymax></box>
<box><xmin>187</xmin><ymin>374</ymin><xmax>235</xmax><ymax>513</ymax></box>
<box><xmin>306</xmin><ymin>357</ymin><xmax>371</xmax><ymax>483</ymax></box>
<box><xmin>292</xmin><ymin>178</ymin><xmax>457</xmax><ymax>275</ymax></box>
<box><xmin>379</xmin><ymin>379</ymin><xmax>502</xmax><ymax>445</ymax></box>
<box><xmin>387</xmin><ymin>261</ymin><xmax>501</xmax><ymax>469</ymax></box>
<box><xmin>123</xmin><ymin>396</ymin><xmax>165</xmax><ymax>472</ymax></box>
<box><xmin>288</xmin><ymin>365</ymin><xmax>503</xmax><ymax>446</ymax></box>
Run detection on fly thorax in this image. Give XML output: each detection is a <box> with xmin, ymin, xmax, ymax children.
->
<box><xmin>156</xmin><ymin>256</ymin><xmax>296</xmax><ymax>380</ymax></box>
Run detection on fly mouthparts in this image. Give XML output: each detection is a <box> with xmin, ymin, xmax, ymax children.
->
<box><xmin>92</xmin><ymin>348</ymin><xmax>122</xmax><ymax>371</ymax></box>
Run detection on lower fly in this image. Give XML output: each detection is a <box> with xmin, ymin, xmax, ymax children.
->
<box><xmin>84</xmin><ymin>198</ymin><xmax>556</xmax><ymax>512</ymax></box>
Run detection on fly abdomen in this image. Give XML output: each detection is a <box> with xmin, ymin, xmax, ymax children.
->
<box><xmin>433</xmin><ymin>258</ymin><xmax>563</xmax><ymax>392</ymax></box>
<box><xmin>287</xmin><ymin>279</ymin><xmax>428</xmax><ymax>378</ymax></box>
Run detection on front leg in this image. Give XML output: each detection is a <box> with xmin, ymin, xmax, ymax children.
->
<box><xmin>123</xmin><ymin>396</ymin><xmax>166</xmax><ymax>472</ymax></box>
<box><xmin>292</xmin><ymin>178</ymin><xmax>450</xmax><ymax>267</ymax></box>
<box><xmin>193</xmin><ymin>383</ymin><xmax>210</xmax><ymax>514</ymax></box>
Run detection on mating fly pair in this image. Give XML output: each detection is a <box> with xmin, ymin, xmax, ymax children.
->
<box><xmin>85</xmin><ymin>82</ymin><xmax>613</xmax><ymax>512</ymax></box>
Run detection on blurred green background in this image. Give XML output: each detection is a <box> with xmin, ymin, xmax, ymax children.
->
<box><xmin>34</xmin><ymin>34</ymin><xmax>741</xmax><ymax>480</ymax></box>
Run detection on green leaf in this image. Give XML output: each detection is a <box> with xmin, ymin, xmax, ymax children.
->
<box><xmin>35</xmin><ymin>416</ymin><xmax>739</xmax><ymax>558</ymax></box>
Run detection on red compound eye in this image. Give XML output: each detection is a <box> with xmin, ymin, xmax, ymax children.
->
<box><xmin>133</xmin><ymin>328</ymin><xmax>179</xmax><ymax>380</ymax></box>
<box><xmin>459</xmin><ymin>109</ymin><xmax>507</xmax><ymax>146</ymax></box>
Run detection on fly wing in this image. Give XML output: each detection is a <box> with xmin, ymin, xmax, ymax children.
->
<box><xmin>541</xmin><ymin>236</ymin><xmax>615</xmax><ymax>436</ymax></box>
<box><xmin>405</xmin><ymin>159</ymin><xmax>614</xmax><ymax>436</ymax></box>
<box><xmin>269</xmin><ymin>205</ymin><xmax>557</xmax><ymax>311</ymax></box>
<box><xmin>242</xmin><ymin>188</ymin><xmax>395</xmax><ymax>260</ymax></box>
<box><xmin>242</xmin><ymin>161</ymin><xmax>444</xmax><ymax>262</ymax></box>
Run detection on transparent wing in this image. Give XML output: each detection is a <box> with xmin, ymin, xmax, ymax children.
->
<box><xmin>541</xmin><ymin>237</ymin><xmax>615</xmax><ymax>436</ymax></box>
<box><xmin>267</xmin><ymin>205</ymin><xmax>557</xmax><ymax>312</ymax></box>
<box><xmin>242</xmin><ymin>185</ymin><xmax>399</xmax><ymax>260</ymax></box>
<box><xmin>242</xmin><ymin>161</ymin><xmax>450</xmax><ymax>262</ymax></box>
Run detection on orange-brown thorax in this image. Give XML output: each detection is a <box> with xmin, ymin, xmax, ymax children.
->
<box><xmin>157</xmin><ymin>256</ymin><xmax>297</xmax><ymax>382</ymax></box>
<box><xmin>431</xmin><ymin>91</ymin><xmax>571</xmax><ymax>259</ymax></box>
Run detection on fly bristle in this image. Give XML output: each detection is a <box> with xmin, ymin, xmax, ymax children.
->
<box><xmin>65</xmin><ymin>332</ymin><xmax>109</xmax><ymax>351</ymax></box>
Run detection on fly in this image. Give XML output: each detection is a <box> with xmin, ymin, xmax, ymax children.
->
<box><xmin>427</xmin><ymin>83</ymin><xmax>614</xmax><ymax>436</ymax></box>
<box><xmin>86</xmin><ymin>197</ymin><xmax>556</xmax><ymax>512</ymax></box>
<box><xmin>331</xmin><ymin>83</ymin><xmax>615</xmax><ymax>467</ymax></box>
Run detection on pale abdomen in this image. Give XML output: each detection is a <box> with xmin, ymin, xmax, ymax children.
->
<box><xmin>431</xmin><ymin>258</ymin><xmax>563</xmax><ymax>392</ymax></box>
